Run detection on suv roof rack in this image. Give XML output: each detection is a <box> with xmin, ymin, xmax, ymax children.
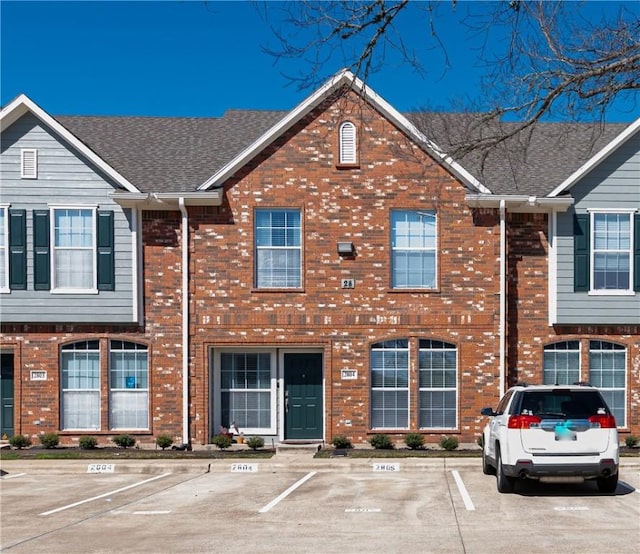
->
<box><xmin>571</xmin><ymin>381</ymin><xmax>592</xmax><ymax>387</ymax></box>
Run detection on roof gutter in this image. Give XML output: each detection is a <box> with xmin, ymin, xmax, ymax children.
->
<box><xmin>179</xmin><ymin>197</ymin><xmax>190</xmax><ymax>447</ymax></box>
<box><xmin>466</xmin><ymin>194</ymin><xmax>574</xmax><ymax>212</ymax></box>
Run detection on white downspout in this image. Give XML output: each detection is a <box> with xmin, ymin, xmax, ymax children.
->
<box><xmin>178</xmin><ymin>198</ymin><xmax>190</xmax><ymax>446</ymax></box>
<box><xmin>499</xmin><ymin>200</ymin><xmax>507</xmax><ymax>396</ymax></box>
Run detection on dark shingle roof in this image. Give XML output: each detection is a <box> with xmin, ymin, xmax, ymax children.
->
<box><xmin>57</xmin><ymin>109</ymin><xmax>631</xmax><ymax>196</ymax></box>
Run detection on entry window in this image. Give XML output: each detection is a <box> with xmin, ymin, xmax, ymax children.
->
<box><xmin>391</xmin><ymin>210</ymin><xmax>437</xmax><ymax>289</ymax></box>
<box><xmin>255</xmin><ymin>209</ymin><xmax>301</xmax><ymax>288</ymax></box>
<box><xmin>592</xmin><ymin>212</ymin><xmax>631</xmax><ymax>291</ymax></box>
<box><xmin>589</xmin><ymin>341</ymin><xmax>626</xmax><ymax>427</ymax></box>
<box><xmin>543</xmin><ymin>341</ymin><xmax>580</xmax><ymax>385</ymax></box>
<box><xmin>109</xmin><ymin>341</ymin><xmax>149</xmax><ymax>430</ymax></box>
<box><xmin>52</xmin><ymin>208</ymin><xmax>96</xmax><ymax>291</ymax></box>
<box><xmin>220</xmin><ymin>352</ymin><xmax>272</xmax><ymax>431</ymax></box>
<box><xmin>370</xmin><ymin>339</ymin><xmax>409</xmax><ymax>429</ymax></box>
<box><xmin>418</xmin><ymin>340</ymin><xmax>457</xmax><ymax>429</ymax></box>
<box><xmin>61</xmin><ymin>340</ymin><xmax>100</xmax><ymax>430</ymax></box>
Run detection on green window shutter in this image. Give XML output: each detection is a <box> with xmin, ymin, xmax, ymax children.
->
<box><xmin>573</xmin><ymin>214</ymin><xmax>589</xmax><ymax>292</ymax></box>
<box><xmin>33</xmin><ymin>209</ymin><xmax>50</xmax><ymax>290</ymax></box>
<box><xmin>97</xmin><ymin>210</ymin><xmax>114</xmax><ymax>291</ymax></box>
<box><xmin>8</xmin><ymin>209</ymin><xmax>27</xmax><ymax>289</ymax></box>
<box><xmin>634</xmin><ymin>214</ymin><xmax>640</xmax><ymax>292</ymax></box>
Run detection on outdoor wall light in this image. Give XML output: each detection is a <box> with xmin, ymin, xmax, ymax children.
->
<box><xmin>337</xmin><ymin>241</ymin><xmax>355</xmax><ymax>256</ymax></box>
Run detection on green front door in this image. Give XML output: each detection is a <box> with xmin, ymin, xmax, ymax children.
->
<box><xmin>284</xmin><ymin>353</ymin><xmax>323</xmax><ymax>440</ymax></box>
<box><xmin>0</xmin><ymin>353</ymin><xmax>14</xmax><ymax>438</ymax></box>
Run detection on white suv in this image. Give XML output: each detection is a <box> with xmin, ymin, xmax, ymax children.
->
<box><xmin>480</xmin><ymin>384</ymin><xmax>619</xmax><ymax>493</ymax></box>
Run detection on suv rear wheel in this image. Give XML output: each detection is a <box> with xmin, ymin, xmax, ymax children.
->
<box><xmin>496</xmin><ymin>446</ymin><xmax>515</xmax><ymax>493</ymax></box>
<box><xmin>596</xmin><ymin>473</ymin><xmax>618</xmax><ymax>493</ymax></box>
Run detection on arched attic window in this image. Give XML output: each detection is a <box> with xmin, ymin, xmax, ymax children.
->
<box><xmin>338</xmin><ymin>121</ymin><xmax>357</xmax><ymax>165</ymax></box>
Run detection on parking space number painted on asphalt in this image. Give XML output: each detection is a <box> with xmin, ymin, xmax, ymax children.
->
<box><xmin>372</xmin><ymin>463</ymin><xmax>399</xmax><ymax>472</ymax></box>
<box><xmin>231</xmin><ymin>463</ymin><xmax>258</xmax><ymax>473</ymax></box>
<box><xmin>87</xmin><ymin>464</ymin><xmax>115</xmax><ymax>473</ymax></box>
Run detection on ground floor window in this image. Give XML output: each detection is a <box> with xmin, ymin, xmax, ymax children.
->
<box><xmin>543</xmin><ymin>341</ymin><xmax>580</xmax><ymax>385</ymax></box>
<box><xmin>61</xmin><ymin>339</ymin><xmax>149</xmax><ymax>431</ymax></box>
<box><xmin>589</xmin><ymin>341</ymin><xmax>626</xmax><ymax>427</ymax></box>
<box><xmin>419</xmin><ymin>340</ymin><xmax>457</xmax><ymax>429</ymax></box>
<box><xmin>370</xmin><ymin>339</ymin><xmax>409</xmax><ymax>429</ymax></box>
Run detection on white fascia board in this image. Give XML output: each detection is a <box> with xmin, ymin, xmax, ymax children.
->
<box><xmin>1</xmin><ymin>94</ymin><xmax>140</xmax><ymax>193</ymax></box>
<box><xmin>198</xmin><ymin>69</ymin><xmax>490</xmax><ymax>194</ymax></box>
<box><xmin>466</xmin><ymin>194</ymin><xmax>574</xmax><ymax>212</ymax></box>
<box><xmin>548</xmin><ymin>116</ymin><xmax>640</xmax><ymax>197</ymax></box>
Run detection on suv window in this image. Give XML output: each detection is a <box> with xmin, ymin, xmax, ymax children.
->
<box><xmin>515</xmin><ymin>389</ymin><xmax>610</xmax><ymax>419</ymax></box>
<box><xmin>495</xmin><ymin>390</ymin><xmax>513</xmax><ymax>415</ymax></box>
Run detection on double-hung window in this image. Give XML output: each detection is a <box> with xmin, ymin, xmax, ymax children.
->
<box><xmin>592</xmin><ymin>212</ymin><xmax>631</xmax><ymax>291</ymax></box>
<box><xmin>419</xmin><ymin>340</ymin><xmax>457</xmax><ymax>429</ymax></box>
<box><xmin>52</xmin><ymin>207</ymin><xmax>97</xmax><ymax>291</ymax></box>
<box><xmin>370</xmin><ymin>339</ymin><xmax>409</xmax><ymax>429</ymax></box>
<box><xmin>391</xmin><ymin>210</ymin><xmax>436</xmax><ymax>289</ymax></box>
<box><xmin>589</xmin><ymin>340</ymin><xmax>626</xmax><ymax>427</ymax></box>
<box><xmin>255</xmin><ymin>209</ymin><xmax>301</xmax><ymax>288</ymax></box>
<box><xmin>61</xmin><ymin>340</ymin><xmax>100</xmax><ymax>430</ymax></box>
<box><xmin>109</xmin><ymin>341</ymin><xmax>149</xmax><ymax>430</ymax></box>
<box><xmin>543</xmin><ymin>341</ymin><xmax>580</xmax><ymax>385</ymax></box>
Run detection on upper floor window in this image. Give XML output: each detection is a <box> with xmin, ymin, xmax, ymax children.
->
<box><xmin>61</xmin><ymin>340</ymin><xmax>100</xmax><ymax>430</ymax></box>
<box><xmin>574</xmin><ymin>211</ymin><xmax>639</xmax><ymax>294</ymax></box>
<box><xmin>52</xmin><ymin>208</ymin><xmax>97</xmax><ymax>291</ymax></box>
<box><xmin>419</xmin><ymin>340</ymin><xmax>457</xmax><ymax>429</ymax></box>
<box><xmin>255</xmin><ymin>209</ymin><xmax>301</xmax><ymax>288</ymax></box>
<box><xmin>370</xmin><ymin>339</ymin><xmax>409</xmax><ymax>429</ymax></box>
<box><xmin>543</xmin><ymin>341</ymin><xmax>580</xmax><ymax>385</ymax></box>
<box><xmin>0</xmin><ymin>207</ymin><xmax>7</xmax><ymax>292</ymax></box>
<box><xmin>339</xmin><ymin>121</ymin><xmax>357</xmax><ymax>165</ymax></box>
<box><xmin>20</xmin><ymin>148</ymin><xmax>37</xmax><ymax>179</ymax></box>
<box><xmin>589</xmin><ymin>340</ymin><xmax>626</xmax><ymax>427</ymax></box>
<box><xmin>391</xmin><ymin>210</ymin><xmax>437</xmax><ymax>289</ymax></box>
<box><xmin>109</xmin><ymin>341</ymin><xmax>149</xmax><ymax>430</ymax></box>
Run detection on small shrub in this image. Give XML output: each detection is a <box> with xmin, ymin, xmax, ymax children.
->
<box><xmin>39</xmin><ymin>433</ymin><xmax>60</xmax><ymax>449</ymax></box>
<box><xmin>79</xmin><ymin>436</ymin><xmax>98</xmax><ymax>450</ymax></box>
<box><xmin>112</xmin><ymin>434</ymin><xmax>136</xmax><ymax>449</ymax></box>
<box><xmin>439</xmin><ymin>436</ymin><xmax>459</xmax><ymax>451</ymax></box>
<box><xmin>211</xmin><ymin>433</ymin><xmax>233</xmax><ymax>450</ymax></box>
<box><xmin>246</xmin><ymin>436</ymin><xmax>264</xmax><ymax>450</ymax></box>
<box><xmin>404</xmin><ymin>432</ymin><xmax>424</xmax><ymax>450</ymax></box>
<box><xmin>331</xmin><ymin>435</ymin><xmax>353</xmax><ymax>449</ymax></box>
<box><xmin>625</xmin><ymin>435</ymin><xmax>639</xmax><ymax>448</ymax></box>
<box><xmin>156</xmin><ymin>434</ymin><xmax>173</xmax><ymax>450</ymax></box>
<box><xmin>369</xmin><ymin>433</ymin><xmax>394</xmax><ymax>450</ymax></box>
<box><xmin>9</xmin><ymin>434</ymin><xmax>31</xmax><ymax>449</ymax></box>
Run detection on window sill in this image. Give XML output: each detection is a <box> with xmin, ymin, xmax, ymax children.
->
<box><xmin>335</xmin><ymin>163</ymin><xmax>360</xmax><ymax>170</ymax></box>
<box><xmin>251</xmin><ymin>288</ymin><xmax>305</xmax><ymax>293</ymax></box>
<box><xmin>387</xmin><ymin>288</ymin><xmax>439</xmax><ymax>294</ymax></box>
<box><xmin>50</xmin><ymin>288</ymin><xmax>99</xmax><ymax>295</ymax></box>
<box><xmin>588</xmin><ymin>290</ymin><xmax>635</xmax><ymax>296</ymax></box>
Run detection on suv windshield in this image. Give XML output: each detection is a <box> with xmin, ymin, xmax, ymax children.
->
<box><xmin>512</xmin><ymin>390</ymin><xmax>610</xmax><ymax>419</ymax></box>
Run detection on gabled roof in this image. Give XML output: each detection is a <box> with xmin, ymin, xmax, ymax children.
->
<box><xmin>197</xmin><ymin>69</ymin><xmax>491</xmax><ymax>194</ymax></box>
<box><xmin>547</xmin><ymin>116</ymin><xmax>640</xmax><ymax>197</ymax></box>
<box><xmin>0</xmin><ymin>94</ymin><xmax>140</xmax><ymax>193</ymax></box>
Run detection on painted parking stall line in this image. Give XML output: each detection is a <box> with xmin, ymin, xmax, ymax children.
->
<box><xmin>451</xmin><ymin>470</ymin><xmax>475</xmax><ymax>511</ymax></box>
<box><xmin>1</xmin><ymin>472</ymin><xmax>26</xmax><ymax>480</ymax></box>
<box><xmin>39</xmin><ymin>473</ymin><xmax>172</xmax><ymax>516</ymax></box>
<box><xmin>258</xmin><ymin>471</ymin><xmax>317</xmax><ymax>513</ymax></box>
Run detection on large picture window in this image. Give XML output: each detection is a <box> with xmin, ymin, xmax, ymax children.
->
<box><xmin>543</xmin><ymin>341</ymin><xmax>580</xmax><ymax>385</ymax></box>
<box><xmin>61</xmin><ymin>340</ymin><xmax>100</xmax><ymax>430</ymax></box>
<box><xmin>418</xmin><ymin>340</ymin><xmax>457</xmax><ymax>429</ymax></box>
<box><xmin>255</xmin><ymin>209</ymin><xmax>301</xmax><ymax>288</ymax></box>
<box><xmin>109</xmin><ymin>341</ymin><xmax>149</xmax><ymax>430</ymax></box>
<box><xmin>370</xmin><ymin>339</ymin><xmax>409</xmax><ymax>429</ymax></box>
<box><xmin>589</xmin><ymin>341</ymin><xmax>626</xmax><ymax>427</ymax></box>
<box><xmin>220</xmin><ymin>352</ymin><xmax>273</xmax><ymax>431</ymax></box>
<box><xmin>52</xmin><ymin>207</ymin><xmax>96</xmax><ymax>291</ymax></box>
<box><xmin>391</xmin><ymin>210</ymin><xmax>436</xmax><ymax>289</ymax></box>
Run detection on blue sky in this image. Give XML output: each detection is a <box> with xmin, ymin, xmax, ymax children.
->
<box><xmin>1</xmin><ymin>0</ymin><xmax>638</xmax><ymax>121</ymax></box>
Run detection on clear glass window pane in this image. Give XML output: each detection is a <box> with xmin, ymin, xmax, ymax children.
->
<box><xmin>592</xmin><ymin>213</ymin><xmax>631</xmax><ymax>291</ymax></box>
<box><xmin>61</xmin><ymin>341</ymin><xmax>100</xmax><ymax>430</ymax></box>
<box><xmin>589</xmin><ymin>341</ymin><xmax>626</xmax><ymax>427</ymax></box>
<box><xmin>370</xmin><ymin>340</ymin><xmax>409</xmax><ymax>429</ymax></box>
<box><xmin>543</xmin><ymin>342</ymin><xmax>580</xmax><ymax>385</ymax></box>
<box><xmin>53</xmin><ymin>208</ymin><xmax>95</xmax><ymax>289</ymax></box>
<box><xmin>255</xmin><ymin>210</ymin><xmax>301</xmax><ymax>288</ymax></box>
<box><xmin>419</xmin><ymin>340</ymin><xmax>457</xmax><ymax>429</ymax></box>
<box><xmin>391</xmin><ymin>210</ymin><xmax>436</xmax><ymax>288</ymax></box>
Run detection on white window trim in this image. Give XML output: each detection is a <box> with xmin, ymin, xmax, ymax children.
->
<box><xmin>211</xmin><ymin>348</ymin><xmax>277</xmax><ymax>435</ymax></box>
<box><xmin>20</xmin><ymin>148</ymin><xmax>38</xmax><ymax>179</ymax></box>
<box><xmin>60</xmin><ymin>342</ymin><xmax>101</xmax><ymax>431</ymax></box>
<box><xmin>0</xmin><ymin>204</ymin><xmax>9</xmax><ymax>293</ymax></box>
<box><xmin>109</xmin><ymin>341</ymin><xmax>150</xmax><ymax>431</ymax></box>
<box><xmin>49</xmin><ymin>204</ymin><xmax>98</xmax><ymax>294</ymax></box>
<box><xmin>542</xmin><ymin>341</ymin><xmax>582</xmax><ymax>385</ymax></box>
<box><xmin>370</xmin><ymin>341</ymin><xmax>410</xmax><ymax>430</ymax></box>
<box><xmin>589</xmin><ymin>342</ymin><xmax>627</xmax><ymax>428</ymax></box>
<box><xmin>588</xmin><ymin>209</ymin><xmax>635</xmax><ymax>296</ymax></box>
<box><xmin>339</xmin><ymin>121</ymin><xmax>357</xmax><ymax>164</ymax></box>
<box><xmin>418</xmin><ymin>341</ymin><xmax>458</xmax><ymax>431</ymax></box>
<box><xmin>391</xmin><ymin>210</ymin><xmax>438</xmax><ymax>290</ymax></box>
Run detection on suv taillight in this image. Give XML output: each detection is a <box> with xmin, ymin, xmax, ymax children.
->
<box><xmin>508</xmin><ymin>415</ymin><xmax>541</xmax><ymax>429</ymax></box>
<box><xmin>588</xmin><ymin>414</ymin><xmax>617</xmax><ymax>428</ymax></box>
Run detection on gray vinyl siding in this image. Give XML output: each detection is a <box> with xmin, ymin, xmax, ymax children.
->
<box><xmin>0</xmin><ymin>113</ymin><xmax>137</xmax><ymax>323</ymax></box>
<box><xmin>555</xmin><ymin>132</ymin><xmax>640</xmax><ymax>325</ymax></box>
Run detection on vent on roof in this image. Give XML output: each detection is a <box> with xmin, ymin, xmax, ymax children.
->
<box><xmin>21</xmin><ymin>149</ymin><xmax>38</xmax><ymax>179</ymax></box>
<box><xmin>339</xmin><ymin>121</ymin><xmax>357</xmax><ymax>165</ymax></box>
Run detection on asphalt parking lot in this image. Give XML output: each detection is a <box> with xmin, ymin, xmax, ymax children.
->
<box><xmin>1</xmin><ymin>458</ymin><xmax>639</xmax><ymax>554</ymax></box>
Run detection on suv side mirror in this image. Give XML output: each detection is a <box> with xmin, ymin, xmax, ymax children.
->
<box><xmin>480</xmin><ymin>407</ymin><xmax>496</xmax><ymax>416</ymax></box>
